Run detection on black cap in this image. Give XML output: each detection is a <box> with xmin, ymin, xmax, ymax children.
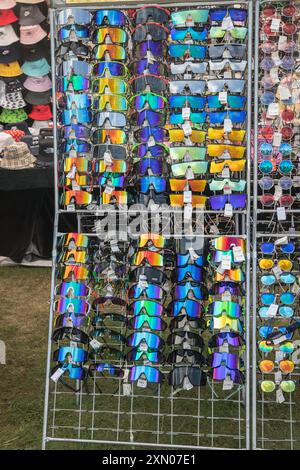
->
<box><xmin>0</xmin><ymin>42</ymin><xmax>21</xmax><ymax>64</ymax></box>
<box><xmin>22</xmin><ymin>38</ymin><xmax>51</xmax><ymax>62</ymax></box>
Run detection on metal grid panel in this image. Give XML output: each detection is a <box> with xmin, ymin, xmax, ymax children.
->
<box><xmin>43</xmin><ymin>1</ymin><xmax>252</xmax><ymax>450</ymax></box>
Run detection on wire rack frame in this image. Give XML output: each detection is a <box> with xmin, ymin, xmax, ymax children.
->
<box><xmin>252</xmin><ymin>0</ymin><xmax>300</xmax><ymax>451</ymax></box>
<box><xmin>42</xmin><ymin>0</ymin><xmax>253</xmax><ymax>450</ymax></box>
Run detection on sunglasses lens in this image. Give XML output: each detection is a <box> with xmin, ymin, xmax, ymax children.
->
<box><xmin>280</xmin><ymin>292</ymin><xmax>295</xmax><ymax>305</ymax></box>
<box><xmin>279</xmin><ymin>306</ymin><xmax>294</xmax><ymax>318</ymax></box>
<box><xmin>281</xmin><ymin>381</ymin><xmax>296</xmax><ymax>393</ymax></box>
<box><xmin>261</xmin><ymin>275</ymin><xmax>275</xmax><ymax>286</ymax></box>
<box><xmin>261</xmin><ymin>381</ymin><xmax>275</xmax><ymax>393</ymax></box>
<box><xmin>259</xmin><ymin>341</ymin><xmax>273</xmax><ymax>353</ymax></box>
<box><xmin>259</xmin><ymin>360</ymin><xmax>274</xmax><ymax>373</ymax></box>
<box><xmin>280</xmin><ymin>360</ymin><xmax>294</xmax><ymax>373</ymax></box>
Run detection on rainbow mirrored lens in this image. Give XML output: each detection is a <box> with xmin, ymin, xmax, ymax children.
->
<box><xmin>213</xmin><ymin>236</ymin><xmax>245</xmax><ymax>252</ymax></box>
<box><xmin>92</xmin><ymin>77</ymin><xmax>127</xmax><ymax>94</ymax></box>
<box><xmin>93</xmin><ymin>27</ymin><xmax>127</xmax><ymax>43</ymax></box>
<box><xmin>127</xmin><ymin>331</ymin><xmax>163</xmax><ymax>349</ymax></box>
<box><xmin>132</xmin><ymin>250</ymin><xmax>164</xmax><ymax>267</ymax></box>
<box><xmin>139</xmin><ymin>233</ymin><xmax>165</xmax><ymax>248</ymax></box>
<box><xmin>130</xmin><ymin>300</ymin><xmax>163</xmax><ymax>316</ymax></box>
<box><xmin>210</xmin><ymin>301</ymin><xmax>242</xmax><ymax>318</ymax></box>
<box><xmin>93</xmin><ymin>44</ymin><xmax>126</xmax><ymax>60</ymax></box>
<box><xmin>55</xmin><ymin>298</ymin><xmax>89</xmax><ymax>314</ymax></box>
<box><xmin>129</xmin><ymin>365</ymin><xmax>161</xmax><ymax>383</ymax></box>
<box><xmin>129</xmin><ymin>314</ymin><xmax>166</xmax><ymax>330</ymax></box>
<box><xmin>54</xmin><ymin>346</ymin><xmax>87</xmax><ymax>363</ymax></box>
<box><xmin>58</xmin><ymin>282</ymin><xmax>89</xmax><ymax>297</ymax></box>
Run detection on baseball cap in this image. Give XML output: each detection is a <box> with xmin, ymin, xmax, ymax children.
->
<box><xmin>0</xmin><ymin>43</ymin><xmax>21</xmax><ymax>64</ymax></box>
<box><xmin>0</xmin><ymin>25</ymin><xmax>19</xmax><ymax>46</ymax></box>
<box><xmin>2</xmin><ymin>1</ymin><xmax>17</xmax><ymax>9</ymax></box>
<box><xmin>23</xmin><ymin>74</ymin><xmax>51</xmax><ymax>92</ymax></box>
<box><xmin>20</xmin><ymin>24</ymin><xmax>47</xmax><ymax>45</ymax></box>
<box><xmin>0</xmin><ymin>61</ymin><xmax>22</xmax><ymax>77</ymax></box>
<box><xmin>25</xmin><ymin>89</ymin><xmax>51</xmax><ymax>105</ymax></box>
<box><xmin>0</xmin><ymin>9</ymin><xmax>18</xmax><ymax>26</ymax></box>
<box><xmin>29</xmin><ymin>104</ymin><xmax>53</xmax><ymax>121</ymax></box>
<box><xmin>0</xmin><ymin>108</ymin><xmax>28</xmax><ymax>123</ymax></box>
<box><xmin>19</xmin><ymin>5</ymin><xmax>46</xmax><ymax>26</ymax></box>
<box><xmin>21</xmin><ymin>57</ymin><xmax>50</xmax><ymax>77</ymax></box>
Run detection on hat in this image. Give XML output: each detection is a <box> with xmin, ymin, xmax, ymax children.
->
<box><xmin>5</xmin><ymin>121</ymin><xmax>30</xmax><ymax>134</ymax></box>
<box><xmin>20</xmin><ymin>25</ymin><xmax>47</xmax><ymax>45</ymax></box>
<box><xmin>0</xmin><ymin>108</ymin><xmax>28</xmax><ymax>123</ymax></box>
<box><xmin>32</xmin><ymin>119</ymin><xmax>51</xmax><ymax>132</ymax></box>
<box><xmin>19</xmin><ymin>5</ymin><xmax>46</xmax><ymax>26</ymax></box>
<box><xmin>23</xmin><ymin>74</ymin><xmax>51</xmax><ymax>92</ymax></box>
<box><xmin>29</xmin><ymin>104</ymin><xmax>52</xmax><ymax>120</ymax></box>
<box><xmin>25</xmin><ymin>89</ymin><xmax>51</xmax><ymax>105</ymax></box>
<box><xmin>22</xmin><ymin>40</ymin><xmax>48</xmax><ymax>61</ymax></box>
<box><xmin>21</xmin><ymin>57</ymin><xmax>50</xmax><ymax>77</ymax></box>
<box><xmin>0</xmin><ymin>9</ymin><xmax>18</xmax><ymax>26</ymax></box>
<box><xmin>0</xmin><ymin>43</ymin><xmax>21</xmax><ymax>64</ymax></box>
<box><xmin>4</xmin><ymin>128</ymin><xmax>25</xmax><ymax>141</ymax></box>
<box><xmin>1</xmin><ymin>1</ymin><xmax>17</xmax><ymax>9</ymax></box>
<box><xmin>0</xmin><ymin>61</ymin><xmax>22</xmax><ymax>77</ymax></box>
<box><xmin>0</xmin><ymin>25</ymin><xmax>19</xmax><ymax>46</ymax></box>
<box><xmin>0</xmin><ymin>131</ymin><xmax>14</xmax><ymax>148</ymax></box>
<box><xmin>0</xmin><ymin>141</ymin><xmax>36</xmax><ymax>169</ymax></box>
<box><xmin>0</xmin><ymin>91</ymin><xmax>26</xmax><ymax>109</ymax></box>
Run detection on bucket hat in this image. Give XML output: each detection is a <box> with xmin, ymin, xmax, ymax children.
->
<box><xmin>0</xmin><ymin>61</ymin><xmax>22</xmax><ymax>77</ymax></box>
<box><xmin>5</xmin><ymin>121</ymin><xmax>30</xmax><ymax>134</ymax></box>
<box><xmin>0</xmin><ymin>9</ymin><xmax>18</xmax><ymax>26</ymax></box>
<box><xmin>20</xmin><ymin>24</ymin><xmax>47</xmax><ymax>45</ymax></box>
<box><xmin>29</xmin><ymin>104</ymin><xmax>52</xmax><ymax>120</ymax></box>
<box><xmin>25</xmin><ymin>89</ymin><xmax>51</xmax><ymax>105</ymax></box>
<box><xmin>22</xmin><ymin>40</ymin><xmax>48</xmax><ymax>61</ymax></box>
<box><xmin>0</xmin><ymin>91</ymin><xmax>26</xmax><ymax>109</ymax></box>
<box><xmin>19</xmin><ymin>5</ymin><xmax>46</xmax><ymax>26</ymax></box>
<box><xmin>0</xmin><ymin>108</ymin><xmax>28</xmax><ymax>123</ymax></box>
<box><xmin>16</xmin><ymin>0</ymin><xmax>45</xmax><ymax>3</ymax></box>
<box><xmin>3</xmin><ymin>128</ymin><xmax>25</xmax><ymax>142</ymax></box>
<box><xmin>0</xmin><ymin>25</ymin><xmax>19</xmax><ymax>46</ymax></box>
<box><xmin>0</xmin><ymin>131</ymin><xmax>14</xmax><ymax>149</ymax></box>
<box><xmin>0</xmin><ymin>141</ymin><xmax>36</xmax><ymax>169</ymax></box>
<box><xmin>32</xmin><ymin>119</ymin><xmax>51</xmax><ymax>131</ymax></box>
<box><xmin>0</xmin><ymin>43</ymin><xmax>21</xmax><ymax>64</ymax></box>
<box><xmin>23</xmin><ymin>74</ymin><xmax>51</xmax><ymax>92</ymax></box>
<box><xmin>1</xmin><ymin>1</ymin><xmax>17</xmax><ymax>9</ymax></box>
<box><xmin>21</xmin><ymin>57</ymin><xmax>50</xmax><ymax>77</ymax></box>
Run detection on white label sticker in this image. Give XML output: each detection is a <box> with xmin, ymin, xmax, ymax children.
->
<box><xmin>272</xmin><ymin>265</ymin><xmax>282</xmax><ymax>278</ymax></box>
<box><xmin>218</xmin><ymin>91</ymin><xmax>228</xmax><ymax>103</ymax></box>
<box><xmin>67</xmin><ymin>204</ymin><xmax>75</xmax><ymax>212</ymax></box>
<box><xmin>51</xmin><ymin>368</ymin><xmax>65</xmax><ymax>383</ymax></box>
<box><xmin>222</xmin><ymin>15</ymin><xmax>234</xmax><ymax>31</ymax></box>
<box><xmin>221</xmin><ymin>167</ymin><xmax>230</xmax><ymax>179</ymax></box>
<box><xmin>270</xmin><ymin>18</ymin><xmax>281</xmax><ymax>32</ymax></box>
<box><xmin>273</xmin><ymin>334</ymin><xmax>287</xmax><ymax>345</ymax></box>
<box><xmin>224</xmin><ymin>118</ymin><xmax>233</xmax><ymax>133</ymax></box>
<box><xmin>266</xmin><ymin>303</ymin><xmax>278</xmax><ymax>318</ymax></box>
<box><xmin>221</xmin><ymin>254</ymin><xmax>232</xmax><ymax>270</ymax></box>
<box><xmin>223</xmin><ymin>376</ymin><xmax>234</xmax><ymax>390</ymax></box>
<box><xmin>267</xmin><ymin>102</ymin><xmax>280</xmax><ymax>117</ymax></box>
<box><xmin>233</xmin><ymin>246</ymin><xmax>245</xmax><ymax>262</ymax></box>
<box><xmin>224</xmin><ymin>203</ymin><xmax>233</xmax><ymax>218</ymax></box>
<box><xmin>277</xmin><ymin>207</ymin><xmax>286</xmax><ymax>221</ymax></box>
<box><xmin>182</xmin><ymin>376</ymin><xmax>194</xmax><ymax>390</ymax></box>
<box><xmin>275</xmin><ymin>351</ymin><xmax>285</xmax><ymax>363</ymax></box>
<box><xmin>182</xmin><ymin>107</ymin><xmax>191</xmax><ymax>120</ymax></box>
<box><xmin>188</xmin><ymin>247</ymin><xmax>199</xmax><ymax>260</ymax></box>
<box><xmin>272</xmin><ymin>132</ymin><xmax>282</xmax><ymax>147</ymax></box>
<box><xmin>90</xmin><ymin>338</ymin><xmax>102</xmax><ymax>350</ymax></box>
<box><xmin>219</xmin><ymin>342</ymin><xmax>229</xmax><ymax>353</ymax></box>
<box><xmin>104</xmin><ymin>184</ymin><xmax>114</xmax><ymax>194</ymax></box>
<box><xmin>184</xmin><ymin>190</ymin><xmax>192</xmax><ymax>204</ymax></box>
<box><xmin>185</xmin><ymin>167</ymin><xmax>195</xmax><ymax>180</ymax></box>
<box><xmin>184</xmin><ymin>203</ymin><xmax>193</xmax><ymax>220</ymax></box>
<box><xmin>278</xmin><ymin>85</ymin><xmax>291</xmax><ymax>100</ymax></box>
<box><xmin>275</xmin><ymin>236</ymin><xmax>288</xmax><ymax>245</ymax></box>
<box><xmin>137</xmin><ymin>378</ymin><xmax>147</xmax><ymax>388</ymax></box>
<box><xmin>138</xmin><ymin>274</ymin><xmax>148</xmax><ymax>289</ymax></box>
<box><xmin>104</xmin><ymin>151</ymin><xmax>113</xmax><ymax>165</ymax></box>
<box><xmin>139</xmin><ymin>342</ymin><xmax>148</xmax><ymax>352</ymax></box>
<box><xmin>222</xmin><ymin>291</ymin><xmax>232</xmax><ymax>302</ymax></box>
<box><xmin>182</xmin><ymin>121</ymin><xmax>192</xmax><ymax>136</ymax></box>
<box><xmin>276</xmin><ymin>388</ymin><xmax>285</xmax><ymax>404</ymax></box>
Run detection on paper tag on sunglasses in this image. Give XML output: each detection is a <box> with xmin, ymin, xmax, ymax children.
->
<box><xmin>274</xmin><ymin>185</ymin><xmax>282</xmax><ymax>201</ymax></box>
<box><xmin>222</xmin><ymin>291</ymin><xmax>232</xmax><ymax>302</ymax></box>
<box><xmin>274</xmin><ymin>236</ymin><xmax>288</xmax><ymax>245</ymax></box>
<box><xmin>182</xmin><ymin>107</ymin><xmax>191</xmax><ymax>120</ymax></box>
<box><xmin>292</xmin><ymin>283</ymin><xmax>300</xmax><ymax>295</ymax></box>
<box><xmin>223</xmin><ymin>376</ymin><xmax>233</xmax><ymax>390</ymax></box>
<box><xmin>276</xmin><ymin>388</ymin><xmax>285</xmax><ymax>404</ymax></box>
<box><xmin>278</xmin><ymin>35</ymin><xmax>288</xmax><ymax>47</ymax></box>
<box><xmin>270</xmin><ymin>18</ymin><xmax>281</xmax><ymax>32</ymax></box>
<box><xmin>51</xmin><ymin>368</ymin><xmax>66</xmax><ymax>383</ymax></box>
<box><xmin>184</xmin><ymin>190</ymin><xmax>192</xmax><ymax>203</ymax></box>
<box><xmin>90</xmin><ymin>338</ymin><xmax>102</xmax><ymax>350</ymax></box>
<box><xmin>67</xmin><ymin>204</ymin><xmax>75</xmax><ymax>212</ymax></box>
<box><xmin>138</xmin><ymin>275</ymin><xmax>148</xmax><ymax>289</ymax></box>
<box><xmin>233</xmin><ymin>246</ymin><xmax>245</xmax><ymax>262</ymax></box>
<box><xmin>146</xmin><ymin>50</ymin><xmax>155</xmax><ymax>64</ymax></box>
<box><xmin>104</xmin><ymin>184</ymin><xmax>114</xmax><ymax>194</ymax></box>
<box><xmin>272</xmin><ymin>132</ymin><xmax>282</xmax><ymax>147</ymax></box>
<box><xmin>221</xmin><ymin>255</ymin><xmax>231</xmax><ymax>271</ymax></box>
<box><xmin>277</xmin><ymin>206</ymin><xmax>286</xmax><ymax>221</ymax></box>
<box><xmin>137</xmin><ymin>378</ymin><xmax>147</xmax><ymax>388</ymax></box>
<box><xmin>273</xmin><ymin>334</ymin><xmax>287</xmax><ymax>345</ymax></box>
<box><xmin>66</xmin><ymin>165</ymin><xmax>77</xmax><ymax>179</ymax></box>
<box><xmin>183</xmin><ymin>377</ymin><xmax>193</xmax><ymax>390</ymax></box>
<box><xmin>275</xmin><ymin>351</ymin><xmax>285</xmax><ymax>363</ymax></box>
<box><xmin>188</xmin><ymin>247</ymin><xmax>199</xmax><ymax>260</ymax></box>
<box><xmin>148</xmin><ymin>136</ymin><xmax>156</xmax><ymax>147</ymax></box>
<box><xmin>278</xmin><ymin>85</ymin><xmax>291</xmax><ymax>100</ymax></box>
<box><xmin>182</xmin><ymin>121</ymin><xmax>192</xmax><ymax>136</ymax></box>
<box><xmin>224</xmin><ymin>118</ymin><xmax>232</xmax><ymax>133</ymax></box>
<box><xmin>275</xmin><ymin>370</ymin><xmax>282</xmax><ymax>384</ymax></box>
<box><xmin>123</xmin><ymin>383</ymin><xmax>132</xmax><ymax>396</ymax></box>
<box><xmin>219</xmin><ymin>342</ymin><xmax>229</xmax><ymax>353</ymax></box>
<box><xmin>266</xmin><ymin>303</ymin><xmax>278</xmax><ymax>318</ymax></box>
<box><xmin>272</xmin><ymin>265</ymin><xmax>282</xmax><ymax>279</ymax></box>
<box><xmin>139</xmin><ymin>341</ymin><xmax>148</xmax><ymax>352</ymax></box>
<box><xmin>224</xmin><ymin>203</ymin><xmax>233</xmax><ymax>218</ymax></box>
<box><xmin>218</xmin><ymin>91</ymin><xmax>227</xmax><ymax>104</ymax></box>
<box><xmin>222</xmin><ymin>16</ymin><xmax>234</xmax><ymax>31</ymax></box>
<box><xmin>184</xmin><ymin>203</ymin><xmax>193</xmax><ymax>221</ymax></box>
<box><xmin>267</xmin><ymin>102</ymin><xmax>280</xmax><ymax>117</ymax></box>
<box><xmin>221</xmin><ymin>167</ymin><xmax>230</xmax><ymax>179</ymax></box>
<box><xmin>71</xmin><ymin>180</ymin><xmax>80</xmax><ymax>191</ymax></box>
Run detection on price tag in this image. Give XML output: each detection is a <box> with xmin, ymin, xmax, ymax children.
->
<box><xmin>278</xmin><ymin>35</ymin><xmax>288</xmax><ymax>49</ymax></box>
<box><xmin>69</xmin><ymin>149</ymin><xmax>77</xmax><ymax>158</ymax></box>
<box><xmin>219</xmin><ymin>342</ymin><xmax>229</xmax><ymax>353</ymax></box>
<box><xmin>221</xmin><ymin>166</ymin><xmax>230</xmax><ymax>179</ymax></box>
<box><xmin>275</xmin><ymin>370</ymin><xmax>282</xmax><ymax>384</ymax></box>
<box><xmin>276</xmin><ymin>388</ymin><xmax>285</xmax><ymax>404</ymax></box>
<box><xmin>274</xmin><ymin>185</ymin><xmax>283</xmax><ymax>201</ymax></box>
<box><xmin>275</xmin><ymin>351</ymin><xmax>285</xmax><ymax>363</ymax></box>
<box><xmin>272</xmin><ymin>132</ymin><xmax>282</xmax><ymax>147</ymax></box>
<box><xmin>223</xmin><ymin>376</ymin><xmax>234</xmax><ymax>390</ymax></box>
<box><xmin>291</xmin><ymin>283</ymin><xmax>300</xmax><ymax>295</ymax></box>
<box><xmin>67</xmin><ymin>204</ymin><xmax>75</xmax><ymax>212</ymax></box>
<box><xmin>185</xmin><ymin>16</ymin><xmax>194</xmax><ymax>27</ymax></box>
<box><xmin>222</xmin><ymin>15</ymin><xmax>234</xmax><ymax>30</ymax></box>
<box><xmin>223</xmin><ymin>185</ymin><xmax>232</xmax><ymax>195</ymax></box>
<box><xmin>188</xmin><ymin>247</ymin><xmax>199</xmax><ymax>260</ymax></box>
<box><xmin>139</xmin><ymin>341</ymin><xmax>148</xmax><ymax>352</ymax></box>
<box><xmin>275</xmin><ymin>236</ymin><xmax>288</xmax><ymax>245</ymax></box>
<box><xmin>71</xmin><ymin>180</ymin><xmax>80</xmax><ymax>191</ymax></box>
<box><xmin>222</xmin><ymin>291</ymin><xmax>232</xmax><ymax>302</ymax></box>
<box><xmin>217</xmin><ymin>265</ymin><xmax>225</xmax><ymax>275</ymax></box>
<box><xmin>224</xmin><ymin>203</ymin><xmax>233</xmax><ymax>218</ymax></box>
<box><xmin>123</xmin><ymin>383</ymin><xmax>132</xmax><ymax>396</ymax></box>
<box><xmin>270</xmin><ymin>18</ymin><xmax>281</xmax><ymax>32</ymax></box>
<box><xmin>273</xmin><ymin>334</ymin><xmax>287</xmax><ymax>345</ymax></box>
<box><xmin>90</xmin><ymin>338</ymin><xmax>102</xmax><ymax>350</ymax></box>
<box><xmin>266</xmin><ymin>303</ymin><xmax>278</xmax><ymax>318</ymax></box>
<box><xmin>277</xmin><ymin>207</ymin><xmax>286</xmax><ymax>221</ymax></box>
<box><xmin>218</xmin><ymin>91</ymin><xmax>228</xmax><ymax>103</ymax></box>
<box><xmin>185</xmin><ymin>167</ymin><xmax>194</xmax><ymax>180</ymax></box>
<box><xmin>221</xmin><ymin>254</ymin><xmax>231</xmax><ymax>270</ymax></box>
<box><xmin>65</xmin><ymin>317</ymin><xmax>73</xmax><ymax>327</ymax></box>
<box><xmin>224</xmin><ymin>118</ymin><xmax>233</xmax><ymax>132</ymax></box>
<box><xmin>137</xmin><ymin>378</ymin><xmax>147</xmax><ymax>388</ymax></box>
<box><xmin>270</xmin><ymin>67</ymin><xmax>279</xmax><ymax>83</ymax></box>
<box><xmin>278</xmin><ymin>85</ymin><xmax>291</xmax><ymax>100</ymax></box>
<box><xmin>146</xmin><ymin>50</ymin><xmax>155</xmax><ymax>63</ymax></box>
<box><xmin>104</xmin><ymin>184</ymin><xmax>114</xmax><ymax>194</ymax></box>
<box><xmin>182</xmin><ymin>107</ymin><xmax>191</xmax><ymax>120</ymax></box>
<box><xmin>233</xmin><ymin>246</ymin><xmax>245</xmax><ymax>262</ymax></box>
<box><xmin>182</xmin><ymin>377</ymin><xmax>194</xmax><ymax>390</ymax></box>
<box><xmin>183</xmin><ymin>323</ymin><xmax>191</xmax><ymax>332</ymax></box>
<box><xmin>66</xmin><ymin>164</ymin><xmax>76</xmax><ymax>179</ymax></box>
<box><xmin>223</xmin><ymin>70</ymin><xmax>232</xmax><ymax>79</ymax></box>
<box><xmin>272</xmin><ymin>265</ymin><xmax>282</xmax><ymax>278</ymax></box>
<box><xmin>182</xmin><ymin>121</ymin><xmax>192</xmax><ymax>136</ymax></box>
<box><xmin>184</xmin><ymin>190</ymin><xmax>192</xmax><ymax>203</ymax></box>
<box><xmin>104</xmin><ymin>151</ymin><xmax>113</xmax><ymax>165</ymax></box>
<box><xmin>51</xmin><ymin>368</ymin><xmax>66</xmax><ymax>383</ymax></box>
<box><xmin>184</xmin><ymin>203</ymin><xmax>193</xmax><ymax>221</ymax></box>
<box><xmin>267</xmin><ymin>102</ymin><xmax>280</xmax><ymax>117</ymax></box>
<box><xmin>184</xmin><ymin>340</ymin><xmax>192</xmax><ymax>350</ymax></box>
<box><xmin>138</xmin><ymin>274</ymin><xmax>148</xmax><ymax>289</ymax></box>
<box><xmin>183</xmin><ymin>73</ymin><xmax>192</xmax><ymax>80</ymax></box>
<box><xmin>148</xmin><ymin>136</ymin><xmax>156</xmax><ymax>147</ymax></box>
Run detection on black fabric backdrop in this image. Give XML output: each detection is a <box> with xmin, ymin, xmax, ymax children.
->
<box><xmin>0</xmin><ymin>168</ymin><xmax>76</xmax><ymax>263</ymax></box>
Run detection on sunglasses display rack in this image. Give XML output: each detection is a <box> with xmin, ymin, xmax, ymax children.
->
<box><xmin>43</xmin><ymin>1</ymin><xmax>253</xmax><ymax>451</ymax></box>
<box><xmin>253</xmin><ymin>0</ymin><xmax>300</xmax><ymax>450</ymax></box>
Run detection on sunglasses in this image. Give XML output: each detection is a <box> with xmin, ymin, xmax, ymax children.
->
<box><xmin>214</xmin><ymin>268</ymin><xmax>245</xmax><ymax>282</ymax></box>
<box><xmin>258</xmin><ymin>176</ymin><xmax>295</xmax><ymax>191</ymax></box>
<box><xmin>138</xmin><ymin>176</ymin><xmax>166</xmax><ymax>194</ymax></box>
<box><xmin>170</xmin><ymin>26</ymin><xmax>208</xmax><ymax>41</ymax></box>
<box><xmin>136</xmin><ymin>41</ymin><xmax>166</xmax><ymax>59</ymax></box>
<box><xmin>63</xmin><ymin>190</ymin><xmax>92</xmax><ymax>206</ymax></box>
<box><xmin>209</xmin><ymin>60</ymin><xmax>247</xmax><ymax>73</ymax></box>
<box><xmin>92</xmin><ymin>27</ymin><xmax>128</xmax><ymax>44</ymax></box>
<box><xmin>129</xmin><ymin>299</ymin><xmax>163</xmax><ymax>317</ymax></box>
<box><xmin>92</xmin><ymin>313</ymin><xmax>126</xmax><ymax>327</ymax></box>
<box><xmin>128</xmin><ymin>283</ymin><xmax>165</xmax><ymax>301</ymax></box>
<box><xmin>167</xmin><ymin>332</ymin><xmax>204</xmax><ymax>349</ymax></box>
<box><xmin>170</xmin><ymin>63</ymin><xmax>208</xmax><ymax>76</ymax></box>
<box><xmin>132</xmin><ymin>142</ymin><xmax>169</xmax><ymax>158</ymax></box>
<box><xmin>211</xmin><ymin>281</ymin><xmax>243</xmax><ymax>296</ymax></box>
<box><xmin>259</xmin><ymin>305</ymin><xmax>294</xmax><ymax>319</ymax></box>
<box><xmin>210</xmin><ymin>365</ymin><xmax>244</xmax><ymax>384</ymax></box>
<box><xmin>207</xmin><ymin>79</ymin><xmax>246</xmax><ymax>94</ymax></box>
<box><xmin>92</xmin><ymin>77</ymin><xmax>127</xmax><ymax>94</ymax></box>
<box><xmin>59</xmin><ymin>60</ymin><xmax>92</xmax><ymax>77</ymax></box>
<box><xmin>168</xmin><ymin>350</ymin><xmax>205</xmax><ymax>366</ymax></box>
<box><xmin>260</xmin><ymin>273</ymin><xmax>296</xmax><ymax>286</ymax></box>
<box><xmin>94</xmin><ymin>159</ymin><xmax>127</xmax><ymax>174</ymax></box>
<box><xmin>212</xmin><ymin>236</ymin><xmax>245</xmax><ymax>252</ymax></box>
<box><xmin>94</xmin><ymin>9</ymin><xmax>126</xmax><ymax>26</ymax></box>
<box><xmin>58</xmin><ymin>76</ymin><xmax>89</xmax><ymax>92</ymax></box>
<box><xmin>51</xmin><ymin>364</ymin><xmax>85</xmax><ymax>381</ymax></box>
<box><xmin>169</xmin><ymin>146</ymin><xmax>206</xmax><ymax>162</ymax></box>
<box><xmin>207</xmin><ymin>94</ymin><xmax>246</xmax><ymax>110</ymax></box>
<box><xmin>169</xmin><ymin>44</ymin><xmax>207</xmax><ymax>59</ymax></box>
<box><xmin>262</xmin><ymin>4</ymin><xmax>296</xmax><ymax>18</ymax></box>
<box><xmin>260</xmin><ymin>242</ymin><xmax>295</xmax><ymax>254</ymax></box>
<box><xmin>127</xmin><ymin>349</ymin><xmax>164</xmax><ymax>363</ymax></box>
<box><xmin>56</xmin><ymin>281</ymin><xmax>90</xmax><ymax>298</ymax></box>
<box><xmin>101</xmin><ymin>190</ymin><xmax>127</xmax><ymax>205</ymax></box>
<box><xmin>169</xmin><ymin>129</ymin><xmax>206</xmax><ymax>144</ymax></box>
<box><xmin>169</xmin><ymin>95</ymin><xmax>206</xmax><ymax>109</ymax></box>
<box><xmin>135</xmin><ymin>158</ymin><xmax>163</xmax><ymax>176</ymax></box>
<box><xmin>128</xmin><ymin>314</ymin><xmax>167</xmax><ymax>331</ymax></box>
<box><xmin>208</xmin><ymin>352</ymin><xmax>240</xmax><ymax>370</ymax></box>
<box><xmin>171</xmin><ymin>8</ymin><xmax>209</xmax><ymax>25</ymax></box>
<box><xmin>127</xmin><ymin>331</ymin><xmax>164</xmax><ymax>350</ymax></box>
<box><xmin>174</xmin><ymin>281</ymin><xmax>208</xmax><ymax>301</ymax></box>
<box><xmin>88</xmin><ymin>363</ymin><xmax>122</xmax><ymax>377</ymax></box>
<box><xmin>209</xmin><ymin>26</ymin><xmax>248</xmax><ymax>39</ymax></box>
<box><xmin>207</xmin><ymin>144</ymin><xmax>246</xmax><ymax>159</ymax></box>
<box><xmin>53</xmin><ymin>346</ymin><xmax>87</xmax><ymax>363</ymax></box>
<box><xmin>55</xmin><ymin>312</ymin><xmax>89</xmax><ymax>329</ymax></box>
<box><xmin>259</xmin><ymin>194</ymin><xmax>295</xmax><ymax>208</ymax></box>
<box><xmin>259</xmin><ymin>326</ymin><xmax>293</xmax><ymax>341</ymax></box>
<box><xmin>129</xmin><ymin>365</ymin><xmax>163</xmax><ymax>384</ymax></box>
<box><xmin>260</xmin><ymin>292</ymin><xmax>296</xmax><ymax>306</ymax></box>
<box><xmin>93</xmin><ymin>296</ymin><xmax>126</xmax><ymax>308</ymax></box>
<box><xmin>210</xmin><ymin>315</ymin><xmax>244</xmax><ymax>334</ymax></box>
<box><xmin>170</xmin><ymin>315</ymin><xmax>206</xmax><ymax>331</ymax></box>
<box><xmin>170</xmin><ymin>112</ymin><xmax>207</xmax><ymax>125</ymax></box>
<box><xmin>174</xmin><ymin>266</ymin><xmax>204</xmax><ymax>283</ymax></box>
<box><xmin>130</xmin><ymin>74</ymin><xmax>168</xmax><ymax>93</ymax></box>
<box><xmin>170</xmin><ymin>194</ymin><xmax>207</xmax><ymax>208</ymax></box>
<box><xmin>63</xmin><ymin>158</ymin><xmax>89</xmax><ymax>174</ymax></box>
<box><xmin>261</xmin><ymin>380</ymin><xmax>296</xmax><ymax>393</ymax></box>
<box><xmin>134</xmin><ymin>110</ymin><xmax>166</xmax><ymax>127</ymax></box>
<box><xmin>210</xmin><ymin>159</ymin><xmax>246</xmax><ymax>174</ymax></box>
<box><xmin>93</xmin><ymin>61</ymin><xmax>128</xmax><ymax>78</ymax></box>
<box><xmin>258</xmin><ymin>340</ymin><xmax>295</xmax><ymax>354</ymax></box>
<box><xmin>209</xmin><ymin>300</ymin><xmax>243</xmax><ymax>318</ymax></box>
<box><xmin>209</xmin><ymin>178</ymin><xmax>246</xmax><ymax>192</ymax></box>
<box><xmin>56</xmin><ymin>41</ymin><xmax>90</xmax><ymax>59</ymax></box>
<box><xmin>92</xmin><ymin>44</ymin><xmax>126</xmax><ymax>60</ymax></box>
<box><xmin>209</xmin><ymin>44</ymin><xmax>246</xmax><ymax>59</ymax></box>
<box><xmin>131</xmin><ymin>250</ymin><xmax>164</xmax><ymax>267</ymax></box>
<box><xmin>60</xmin><ymin>233</ymin><xmax>89</xmax><ymax>249</ymax></box>
<box><xmin>92</xmin><ymin>129</ymin><xmax>127</xmax><ymax>145</ymax></box>
<box><xmin>59</xmin><ymin>249</ymin><xmax>89</xmax><ymax>265</ymax></box>
<box><xmin>61</xmin><ymin>124</ymin><xmax>90</xmax><ymax>140</ymax></box>
<box><xmin>58</xmin><ymin>25</ymin><xmax>89</xmax><ymax>41</ymax></box>
<box><xmin>209</xmin><ymin>111</ymin><xmax>247</xmax><ymax>125</ymax></box>
<box><xmin>259</xmin><ymin>359</ymin><xmax>294</xmax><ymax>374</ymax></box>
<box><xmin>168</xmin><ymin>299</ymin><xmax>205</xmax><ymax>318</ymax></box>
<box><xmin>61</xmin><ymin>139</ymin><xmax>91</xmax><ymax>154</ymax></box>
<box><xmin>259</xmin><ymin>159</ymin><xmax>294</xmax><ymax>175</ymax></box>
<box><xmin>209</xmin><ymin>332</ymin><xmax>245</xmax><ymax>348</ymax></box>
<box><xmin>168</xmin><ymin>365</ymin><xmax>207</xmax><ymax>387</ymax></box>
<box><xmin>209</xmin><ymin>194</ymin><xmax>247</xmax><ymax>210</ymax></box>
<box><xmin>132</xmin><ymin>59</ymin><xmax>167</xmax><ymax>76</ymax></box>
<box><xmin>134</xmin><ymin>126</ymin><xmax>168</xmax><ymax>143</ymax></box>
<box><xmin>93</xmin><ymin>144</ymin><xmax>127</xmax><ymax>160</ymax></box>
<box><xmin>130</xmin><ymin>92</ymin><xmax>167</xmax><ymax>110</ymax></box>
<box><xmin>259</xmin><ymin>258</ymin><xmax>293</xmax><ymax>271</ymax></box>
<box><xmin>92</xmin><ymin>94</ymin><xmax>128</xmax><ymax>111</ymax></box>
<box><xmin>60</xmin><ymin>109</ymin><xmax>92</xmax><ymax>126</ymax></box>
<box><xmin>171</xmin><ymin>161</ymin><xmax>208</xmax><ymax>176</ymax></box>
<box><xmin>170</xmin><ymin>179</ymin><xmax>207</xmax><ymax>192</ymax></box>
<box><xmin>135</xmin><ymin>5</ymin><xmax>170</xmax><ymax>24</ymax></box>
<box><xmin>133</xmin><ymin>22</ymin><xmax>169</xmax><ymax>41</ymax></box>
<box><xmin>52</xmin><ymin>327</ymin><xmax>90</xmax><ymax>344</ymax></box>
<box><xmin>210</xmin><ymin>7</ymin><xmax>248</xmax><ymax>22</ymax></box>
